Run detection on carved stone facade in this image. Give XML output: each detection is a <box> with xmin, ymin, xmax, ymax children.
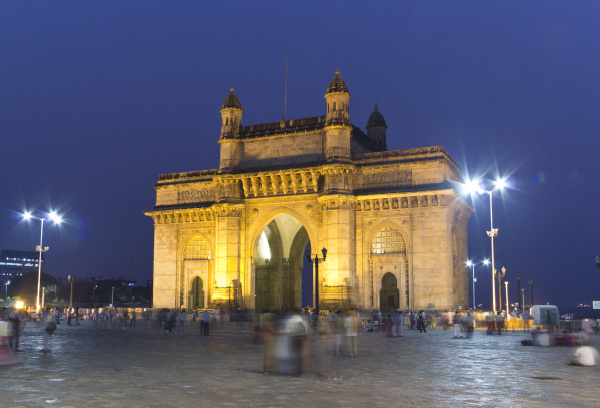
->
<box><xmin>146</xmin><ymin>69</ymin><xmax>473</xmax><ymax>312</ymax></box>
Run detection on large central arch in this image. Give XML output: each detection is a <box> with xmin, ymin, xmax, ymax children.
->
<box><xmin>254</xmin><ymin>213</ymin><xmax>311</xmax><ymax>312</ymax></box>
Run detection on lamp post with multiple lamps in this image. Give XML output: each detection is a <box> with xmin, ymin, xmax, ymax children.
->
<box><xmin>463</xmin><ymin>178</ymin><xmax>507</xmax><ymax>315</ymax></box>
<box><xmin>22</xmin><ymin>211</ymin><xmax>62</xmax><ymax>315</ymax></box>
<box><xmin>466</xmin><ymin>259</ymin><xmax>489</xmax><ymax>310</ymax></box>
<box><xmin>305</xmin><ymin>247</ymin><xmax>327</xmax><ymax>324</ymax></box>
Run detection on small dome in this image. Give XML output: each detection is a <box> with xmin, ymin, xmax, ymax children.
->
<box><xmin>222</xmin><ymin>86</ymin><xmax>242</xmax><ymax>110</ymax></box>
<box><xmin>326</xmin><ymin>68</ymin><xmax>350</xmax><ymax>94</ymax></box>
<box><xmin>366</xmin><ymin>104</ymin><xmax>387</xmax><ymax>129</ymax></box>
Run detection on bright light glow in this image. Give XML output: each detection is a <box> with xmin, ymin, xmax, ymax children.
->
<box><xmin>495</xmin><ymin>178</ymin><xmax>507</xmax><ymax>190</ymax></box>
<box><xmin>466</xmin><ymin>260</ymin><xmax>473</xmax><ymax>267</ymax></box>
<box><xmin>23</xmin><ymin>212</ymin><xmax>32</xmax><ymax>220</ymax></box>
<box><xmin>15</xmin><ymin>301</ymin><xmax>24</xmax><ymax>309</ymax></box>
<box><xmin>258</xmin><ymin>231</ymin><xmax>271</xmax><ymax>261</ymax></box>
<box><xmin>483</xmin><ymin>259</ymin><xmax>490</xmax><ymax>265</ymax></box>
<box><xmin>462</xmin><ymin>179</ymin><xmax>481</xmax><ymax>195</ymax></box>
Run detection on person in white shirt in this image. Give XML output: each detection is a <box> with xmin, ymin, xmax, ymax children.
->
<box><xmin>567</xmin><ymin>345</ymin><xmax>600</xmax><ymax>366</ymax></box>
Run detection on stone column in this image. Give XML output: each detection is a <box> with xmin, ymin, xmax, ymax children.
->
<box><xmin>318</xmin><ymin>194</ymin><xmax>356</xmax><ymax>309</ymax></box>
<box><xmin>213</xmin><ymin>203</ymin><xmax>242</xmax><ymax>308</ymax></box>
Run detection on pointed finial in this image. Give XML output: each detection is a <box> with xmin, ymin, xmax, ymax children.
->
<box><xmin>335</xmin><ymin>67</ymin><xmax>340</xmax><ymax>75</ymax></box>
<box><xmin>374</xmin><ymin>103</ymin><xmax>378</xmax><ymax>111</ymax></box>
<box><xmin>230</xmin><ymin>86</ymin><xmax>235</xmax><ymax>92</ymax></box>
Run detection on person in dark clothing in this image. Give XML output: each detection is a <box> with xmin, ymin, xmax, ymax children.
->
<box><xmin>417</xmin><ymin>310</ymin><xmax>427</xmax><ymax>333</ymax></box>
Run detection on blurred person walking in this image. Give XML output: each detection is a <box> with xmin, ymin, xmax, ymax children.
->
<box><xmin>395</xmin><ymin>310</ymin><xmax>404</xmax><ymax>337</ymax></box>
<box><xmin>8</xmin><ymin>307</ymin><xmax>21</xmax><ymax>352</ymax></box>
<box><xmin>262</xmin><ymin>312</ymin><xmax>278</xmax><ymax>375</ymax></box>
<box><xmin>344</xmin><ymin>310</ymin><xmax>359</xmax><ymax>357</ymax></box>
<box><xmin>200</xmin><ymin>310</ymin><xmax>210</xmax><ymax>336</ymax></box>
<box><xmin>465</xmin><ymin>311</ymin><xmax>474</xmax><ymax>338</ymax></box>
<box><xmin>42</xmin><ymin>307</ymin><xmax>56</xmax><ymax>352</ymax></box>
<box><xmin>496</xmin><ymin>312</ymin><xmax>505</xmax><ymax>335</ymax></box>
<box><xmin>385</xmin><ymin>314</ymin><xmax>394</xmax><ymax>338</ymax></box>
<box><xmin>178</xmin><ymin>309</ymin><xmax>187</xmax><ymax>333</ymax></box>
<box><xmin>453</xmin><ymin>311</ymin><xmax>463</xmax><ymax>338</ymax></box>
<box><xmin>129</xmin><ymin>309</ymin><xmax>136</xmax><ymax>327</ymax></box>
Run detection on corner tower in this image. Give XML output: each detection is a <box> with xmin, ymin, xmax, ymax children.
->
<box><xmin>324</xmin><ymin>69</ymin><xmax>351</xmax><ymax>161</ymax></box>
<box><xmin>219</xmin><ymin>87</ymin><xmax>243</xmax><ymax>171</ymax></box>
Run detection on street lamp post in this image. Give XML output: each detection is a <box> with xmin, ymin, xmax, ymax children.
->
<box><xmin>463</xmin><ymin>178</ymin><xmax>506</xmax><ymax>315</ymax></box>
<box><xmin>111</xmin><ymin>286</ymin><xmax>115</xmax><ymax>307</ymax></box>
<box><xmin>496</xmin><ymin>266</ymin><xmax>506</xmax><ymax>313</ymax></box>
<box><xmin>521</xmin><ymin>288</ymin><xmax>525</xmax><ymax>311</ymax></box>
<box><xmin>466</xmin><ymin>261</ymin><xmax>476</xmax><ymax>309</ymax></box>
<box><xmin>42</xmin><ymin>287</ymin><xmax>45</xmax><ymax>310</ymax></box>
<box><xmin>466</xmin><ymin>259</ymin><xmax>488</xmax><ymax>310</ymax></box>
<box><xmin>306</xmin><ymin>247</ymin><xmax>327</xmax><ymax>325</ymax></box>
<box><xmin>22</xmin><ymin>211</ymin><xmax>62</xmax><ymax>315</ymax></box>
<box><xmin>517</xmin><ymin>275</ymin><xmax>521</xmax><ymax>312</ymax></box>
<box><xmin>92</xmin><ymin>284</ymin><xmax>98</xmax><ymax>307</ymax></box>
<box><xmin>528</xmin><ymin>280</ymin><xmax>534</xmax><ymax>309</ymax></box>
<box><xmin>68</xmin><ymin>275</ymin><xmax>74</xmax><ymax>308</ymax></box>
<box><xmin>505</xmin><ymin>281</ymin><xmax>509</xmax><ymax>316</ymax></box>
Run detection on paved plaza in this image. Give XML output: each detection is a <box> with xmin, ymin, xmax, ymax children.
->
<box><xmin>1</xmin><ymin>320</ymin><xmax>600</xmax><ymax>408</ymax></box>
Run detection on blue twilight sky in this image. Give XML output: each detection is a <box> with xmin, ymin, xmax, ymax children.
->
<box><xmin>1</xmin><ymin>1</ymin><xmax>599</xmax><ymax>310</ymax></box>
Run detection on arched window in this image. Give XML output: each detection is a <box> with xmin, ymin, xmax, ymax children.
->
<box><xmin>184</xmin><ymin>236</ymin><xmax>211</xmax><ymax>260</ymax></box>
<box><xmin>225</xmin><ymin>117</ymin><xmax>229</xmax><ymax>126</ymax></box>
<box><xmin>333</xmin><ymin>102</ymin><xmax>336</xmax><ymax>111</ymax></box>
<box><xmin>371</xmin><ymin>226</ymin><xmax>406</xmax><ymax>254</ymax></box>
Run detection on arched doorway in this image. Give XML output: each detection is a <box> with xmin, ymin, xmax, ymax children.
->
<box><xmin>191</xmin><ymin>277</ymin><xmax>204</xmax><ymax>309</ymax></box>
<box><xmin>183</xmin><ymin>235</ymin><xmax>210</xmax><ymax>310</ymax></box>
<box><xmin>380</xmin><ymin>272</ymin><xmax>399</xmax><ymax>312</ymax></box>
<box><xmin>254</xmin><ymin>213</ymin><xmax>310</xmax><ymax>312</ymax></box>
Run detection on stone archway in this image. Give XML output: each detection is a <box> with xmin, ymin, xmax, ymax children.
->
<box><xmin>380</xmin><ymin>272</ymin><xmax>399</xmax><ymax>312</ymax></box>
<box><xmin>254</xmin><ymin>213</ymin><xmax>309</xmax><ymax>312</ymax></box>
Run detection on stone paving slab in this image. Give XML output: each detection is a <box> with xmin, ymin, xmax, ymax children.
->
<box><xmin>1</xmin><ymin>321</ymin><xmax>599</xmax><ymax>407</ymax></box>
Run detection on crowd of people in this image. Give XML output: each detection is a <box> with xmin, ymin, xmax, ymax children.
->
<box><xmin>3</xmin><ymin>304</ymin><xmax>600</xmax><ymax>369</ymax></box>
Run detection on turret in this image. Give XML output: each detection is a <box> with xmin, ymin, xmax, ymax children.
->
<box><xmin>366</xmin><ymin>104</ymin><xmax>387</xmax><ymax>151</ymax></box>
<box><xmin>325</xmin><ymin>68</ymin><xmax>350</xmax><ymax>126</ymax></box>
<box><xmin>219</xmin><ymin>87</ymin><xmax>243</xmax><ymax>171</ymax></box>
<box><xmin>324</xmin><ymin>69</ymin><xmax>351</xmax><ymax>161</ymax></box>
<box><xmin>220</xmin><ymin>86</ymin><xmax>243</xmax><ymax>138</ymax></box>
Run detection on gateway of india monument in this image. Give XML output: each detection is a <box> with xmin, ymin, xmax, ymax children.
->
<box><xmin>145</xmin><ymin>69</ymin><xmax>473</xmax><ymax>313</ymax></box>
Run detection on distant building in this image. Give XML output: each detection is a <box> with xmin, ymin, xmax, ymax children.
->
<box><xmin>0</xmin><ymin>250</ymin><xmax>42</xmax><ymax>280</ymax></box>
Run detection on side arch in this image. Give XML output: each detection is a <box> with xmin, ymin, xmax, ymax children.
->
<box><xmin>367</xmin><ymin>223</ymin><xmax>411</xmax><ymax>311</ymax></box>
<box><xmin>181</xmin><ymin>233</ymin><xmax>213</xmax><ymax>310</ymax></box>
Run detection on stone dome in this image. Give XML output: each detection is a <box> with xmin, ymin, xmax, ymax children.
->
<box><xmin>222</xmin><ymin>86</ymin><xmax>243</xmax><ymax>110</ymax></box>
<box><xmin>366</xmin><ymin>104</ymin><xmax>387</xmax><ymax>129</ymax></box>
<box><xmin>326</xmin><ymin>68</ymin><xmax>350</xmax><ymax>94</ymax></box>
